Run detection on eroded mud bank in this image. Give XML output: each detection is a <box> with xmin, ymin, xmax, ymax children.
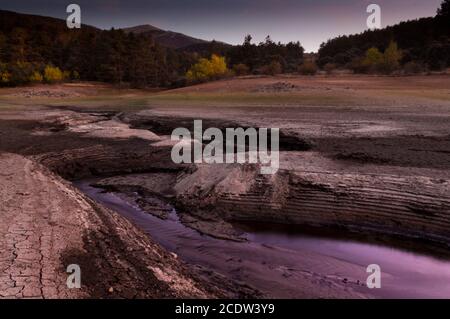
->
<box><xmin>0</xmin><ymin>106</ymin><xmax>447</xmax><ymax>246</ymax></box>
<box><xmin>1</xmin><ymin>105</ymin><xmax>450</xmax><ymax>298</ymax></box>
<box><xmin>0</xmin><ymin>153</ymin><xmax>233</xmax><ymax>299</ymax></box>
<box><xmin>76</xmin><ymin>179</ymin><xmax>450</xmax><ymax>298</ymax></box>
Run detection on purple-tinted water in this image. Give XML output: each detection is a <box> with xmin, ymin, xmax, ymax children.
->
<box><xmin>75</xmin><ymin>180</ymin><xmax>450</xmax><ymax>299</ymax></box>
<box><xmin>239</xmin><ymin>225</ymin><xmax>450</xmax><ymax>298</ymax></box>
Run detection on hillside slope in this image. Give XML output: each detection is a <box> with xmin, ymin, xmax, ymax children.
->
<box><xmin>123</xmin><ymin>24</ymin><xmax>208</xmax><ymax>49</ymax></box>
<box><xmin>0</xmin><ymin>9</ymin><xmax>98</xmax><ymax>32</ymax></box>
<box><xmin>0</xmin><ymin>10</ymin><xmax>196</xmax><ymax>87</ymax></box>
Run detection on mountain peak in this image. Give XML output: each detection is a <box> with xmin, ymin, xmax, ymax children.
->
<box><xmin>122</xmin><ymin>24</ymin><xmax>163</xmax><ymax>33</ymax></box>
<box><xmin>122</xmin><ymin>24</ymin><xmax>208</xmax><ymax>49</ymax></box>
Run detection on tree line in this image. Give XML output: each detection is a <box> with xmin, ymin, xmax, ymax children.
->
<box><xmin>318</xmin><ymin>0</ymin><xmax>450</xmax><ymax>73</ymax></box>
<box><xmin>1</xmin><ymin>1</ymin><xmax>448</xmax><ymax>88</ymax></box>
<box><xmin>0</xmin><ymin>10</ymin><xmax>207</xmax><ymax>87</ymax></box>
<box><xmin>0</xmin><ymin>10</ymin><xmax>306</xmax><ymax>87</ymax></box>
<box><xmin>226</xmin><ymin>35</ymin><xmax>304</xmax><ymax>75</ymax></box>
<box><xmin>185</xmin><ymin>35</ymin><xmax>306</xmax><ymax>82</ymax></box>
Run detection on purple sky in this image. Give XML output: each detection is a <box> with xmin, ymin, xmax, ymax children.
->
<box><xmin>0</xmin><ymin>0</ymin><xmax>443</xmax><ymax>51</ymax></box>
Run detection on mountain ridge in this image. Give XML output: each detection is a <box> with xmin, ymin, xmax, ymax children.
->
<box><xmin>122</xmin><ymin>24</ymin><xmax>209</xmax><ymax>49</ymax></box>
<box><xmin>0</xmin><ymin>9</ymin><xmax>214</xmax><ymax>50</ymax></box>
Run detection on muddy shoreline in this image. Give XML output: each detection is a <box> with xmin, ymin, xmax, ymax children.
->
<box><xmin>75</xmin><ymin>179</ymin><xmax>450</xmax><ymax>298</ymax></box>
<box><xmin>1</xmin><ymin>77</ymin><xmax>450</xmax><ymax>298</ymax></box>
<box><xmin>1</xmin><ymin>106</ymin><xmax>450</xmax><ymax>247</ymax></box>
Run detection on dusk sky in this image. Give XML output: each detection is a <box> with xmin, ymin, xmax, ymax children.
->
<box><xmin>0</xmin><ymin>0</ymin><xmax>443</xmax><ymax>51</ymax></box>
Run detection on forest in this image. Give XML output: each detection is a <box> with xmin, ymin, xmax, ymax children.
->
<box><xmin>0</xmin><ymin>10</ymin><xmax>304</xmax><ymax>88</ymax></box>
<box><xmin>0</xmin><ymin>10</ymin><xmax>197</xmax><ymax>87</ymax></box>
<box><xmin>0</xmin><ymin>0</ymin><xmax>449</xmax><ymax>88</ymax></box>
<box><xmin>318</xmin><ymin>0</ymin><xmax>450</xmax><ymax>72</ymax></box>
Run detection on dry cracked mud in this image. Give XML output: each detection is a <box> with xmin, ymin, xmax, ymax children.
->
<box><xmin>1</xmin><ymin>76</ymin><xmax>450</xmax><ymax>298</ymax></box>
<box><xmin>0</xmin><ymin>153</ymin><xmax>253</xmax><ymax>299</ymax></box>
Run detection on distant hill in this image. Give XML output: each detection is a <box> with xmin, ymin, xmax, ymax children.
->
<box><xmin>122</xmin><ymin>24</ymin><xmax>209</xmax><ymax>49</ymax></box>
<box><xmin>0</xmin><ymin>10</ymin><xmax>202</xmax><ymax>87</ymax></box>
<box><xmin>0</xmin><ymin>9</ymin><xmax>237</xmax><ymax>88</ymax></box>
<box><xmin>0</xmin><ymin>9</ymin><xmax>98</xmax><ymax>33</ymax></box>
<box><xmin>122</xmin><ymin>24</ymin><xmax>163</xmax><ymax>33</ymax></box>
<box><xmin>0</xmin><ymin>9</ymin><xmax>302</xmax><ymax>87</ymax></box>
<box><xmin>0</xmin><ymin>10</ymin><xmax>218</xmax><ymax>51</ymax></box>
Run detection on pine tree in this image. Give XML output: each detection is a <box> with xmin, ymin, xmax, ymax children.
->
<box><xmin>437</xmin><ymin>0</ymin><xmax>450</xmax><ymax>17</ymax></box>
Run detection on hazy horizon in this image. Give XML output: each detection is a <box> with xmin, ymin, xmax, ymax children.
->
<box><xmin>0</xmin><ymin>0</ymin><xmax>443</xmax><ymax>52</ymax></box>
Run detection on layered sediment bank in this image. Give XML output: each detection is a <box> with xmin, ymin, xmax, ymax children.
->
<box><xmin>173</xmin><ymin>164</ymin><xmax>450</xmax><ymax>244</ymax></box>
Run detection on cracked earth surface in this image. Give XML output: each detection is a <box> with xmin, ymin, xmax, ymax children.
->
<box><xmin>0</xmin><ymin>153</ymin><xmax>216</xmax><ymax>299</ymax></box>
<box><xmin>0</xmin><ymin>153</ymin><xmax>87</xmax><ymax>298</ymax></box>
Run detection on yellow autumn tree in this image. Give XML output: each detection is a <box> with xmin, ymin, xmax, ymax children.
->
<box><xmin>0</xmin><ymin>61</ymin><xmax>11</xmax><ymax>86</ymax></box>
<box><xmin>186</xmin><ymin>58</ymin><xmax>210</xmax><ymax>82</ymax></box>
<box><xmin>382</xmin><ymin>41</ymin><xmax>402</xmax><ymax>73</ymax></box>
<box><xmin>209</xmin><ymin>54</ymin><xmax>228</xmax><ymax>76</ymax></box>
<box><xmin>0</xmin><ymin>71</ymin><xmax>11</xmax><ymax>85</ymax></box>
<box><xmin>0</xmin><ymin>63</ymin><xmax>11</xmax><ymax>85</ymax></box>
<box><xmin>362</xmin><ymin>42</ymin><xmax>402</xmax><ymax>74</ymax></box>
<box><xmin>186</xmin><ymin>54</ymin><xmax>228</xmax><ymax>83</ymax></box>
<box><xmin>44</xmin><ymin>65</ymin><xmax>64</xmax><ymax>83</ymax></box>
<box><xmin>363</xmin><ymin>47</ymin><xmax>383</xmax><ymax>72</ymax></box>
<box><xmin>29</xmin><ymin>71</ymin><xmax>43</xmax><ymax>83</ymax></box>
